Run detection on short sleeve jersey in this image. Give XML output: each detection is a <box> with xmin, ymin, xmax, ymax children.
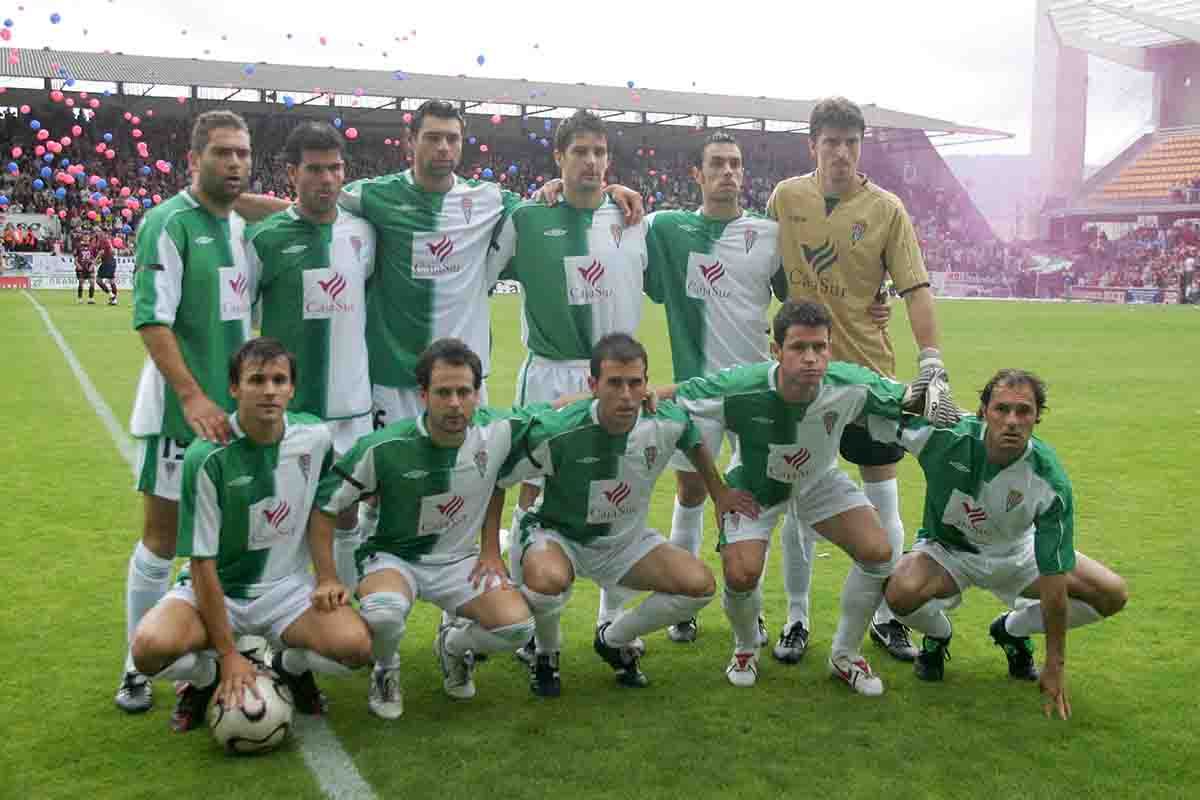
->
<box><xmin>675</xmin><ymin>361</ymin><xmax>907</xmax><ymax>508</ymax></box>
<box><xmin>866</xmin><ymin>414</ymin><xmax>1075</xmax><ymax>575</ymax></box>
<box><xmin>339</xmin><ymin>171</ymin><xmax>521</xmax><ymax>390</ymax></box>
<box><xmin>488</xmin><ymin>198</ymin><xmax>648</xmax><ymax>361</ymax></box>
<box><xmin>499</xmin><ymin>399</ymin><xmax>701</xmax><ymax>544</ymax></box>
<box><xmin>130</xmin><ymin>190</ymin><xmax>254</xmax><ymax>443</ymax></box>
<box><xmin>248</xmin><ymin>207</ymin><xmax>376</xmax><ymax>421</ymax></box>
<box><xmin>316</xmin><ymin>405</ymin><xmax>544</xmax><ymax>565</ymax></box>
<box><xmin>177</xmin><ymin>412</ymin><xmax>333</xmax><ymax>600</ymax></box>
<box><xmin>768</xmin><ymin>172</ymin><xmax>928</xmax><ymax>377</ymax></box>
<box><xmin>645</xmin><ymin>209</ymin><xmax>787</xmax><ymax>380</ymax></box>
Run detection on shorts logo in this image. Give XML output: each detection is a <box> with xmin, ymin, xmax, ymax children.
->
<box><xmin>823</xmin><ymin>411</ymin><xmax>838</xmax><ymax>435</ymax></box>
<box><xmin>744</xmin><ymin>229</ymin><xmax>758</xmax><ymax>254</ymax></box>
<box><xmin>783</xmin><ymin>449</ymin><xmax>810</xmax><ymax>468</ymax></box>
<box><xmin>317</xmin><ymin>271</ymin><xmax>348</xmax><ymax>301</ymax></box>
<box><xmin>751</xmin><ymin>416</ymin><xmax>774</xmax><ymax>424</ymax></box>
<box><xmin>850</xmin><ymin>221</ymin><xmax>867</xmax><ymax>245</ymax></box>
<box><xmin>427</xmin><ymin>235</ymin><xmax>455</xmax><ymax>262</ymax></box>
<box><xmin>802</xmin><ymin>238</ymin><xmax>837</xmax><ymax>274</ymax></box>
<box><xmin>643</xmin><ymin>446</ymin><xmax>658</xmax><ymax>470</ymax></box>
<box><xmin>298</xmin><ymin>454</ymin><xmax>311</xmax><ymax>481</ymax></box>
<box><xmin>603</xmin><ymin>481</ymin><xmax>632</xmax><ymax>507</ymax></box>
<box><xmin>611</xmin><ymin>224</ymin><xmax>623</xmax><ymax>247</ymax></box>
<box><xmin>437</xmin><ymin>495</ymin><xmax>466</xmax><ymax>519</ymax></box>
<box><xmin>949</xmin><ymin>461</ymin><xmax>970</xmax><ymax>473</ymax></box>
<box><xmin>228</xmin><ymin>475</ymin><xmax>253</xmax><ymax>488</ymax></box>
<box><xmin>461</xmin><ymin>196</ymin><xmax>473</xmax><ymax>224</ymax></box>
<box><xmin>1005</xmin><ymin>490</ymin><xmax>1023</xmax><ymax>512</ymax></box>
<box><xmin>264</xmin><ymin>500</ymin><xmax>292</xmax><ymax>529</ymax></box>
<box><xmin>473</xmin><ymin>450</ymin><xmax>488</xmax><ymax>478</ymax></box>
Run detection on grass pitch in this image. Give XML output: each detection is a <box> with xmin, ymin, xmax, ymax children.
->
<box><xmin>1</xmin><ymin>290</ymin><xmax>1196</xmax><ymax>799</ymax></box>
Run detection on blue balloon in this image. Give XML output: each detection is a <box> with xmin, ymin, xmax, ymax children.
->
<box><xmin>30</xmin><ymin>119</ymin><xmax>41</xmax><ymax>130</ymax></box>
<box><xmin>5</xmin><ymin>162</ymin><xmax>16</xmax><ymax>174</ymax></box>
<box><xmin>142</xmin><ymin>198</ymin><xmax>152</xmax><ymax>208</ymax></box>
<box><xmin>101</xmin><ymin>206</ymin><xmax>111</xmax><ymax>216</ymax></box>
<box><xmin>103</xmin><ymin>132</ymin><xmax>113</xmax><ymax>142</ymax></box>
<box><xmin>655</xmin><ymin>191</ymin><xmax>663</xmax><ymax>201</ymax></box>
<box><xmin>476</xmin><ymin>54</ymin><xmax>485</xmax><ymax>66</ymax></box>
<box><xmin>482</xmin><ymin>168</ymin><xmax>494</xmax><ymax>179</ymax></box>
<box><xmin>40</xmin><ymin>166</ymin><xmax>51</xmax><ymax>178</ymax></box>
<box><xmin>467</xmin><ymin>136</ymin><xmax>476</xmax><ymax>145</ymax></box>
<box><xmin>55</xmin><ymin>187</ymin><xmax>67</xmax><ymax>199</ymax></box>
<box><xmin>50</xmin><ymin>13</ymin><xmax>62</xmax><ymax>24</ymax></box>
<box><xmin>508</xmin><ymin>164</ymin><xmax>518</xmax><ymax>175</ymax></box>
<box><xmin>283</xmin><ymin>95</ymin><xmax>295</xmax><ymax>109</ymax></box>
<box><xmin>60</xmin><ymin>158</ymin><xmax>70</xmax><ymax>167</ymax></box>
<box><xmin>33</xmin><ymin>179</ymin><xmax>44</xmax><ymax>190</ymax></box>
<box><xmin>528</xmin><ymin>132</ymin><xmax>536</xmax><ymax>140</ymax></box>
<box><xmin>0</xmin><ymin>195</ymin><xmax>8</xmax><ymax>205</ymax></box>
<box><xmin>122</xmin><ymin>224</ymin><xmax>132</xmax><ymax>234</ymax></box>
<box><xmin>140</xmin><ymin>165</ymin><xmax>151</xmax><ymax>176</ymax></box>
<box><xmin>539</xmin><ymin>138</ymin><xmax>549</xmax><ymax>147</ymax></box>
<box><xmin>392</xmin><ymin>70</ymin><xmax>406</xmax><ymax>80</ymax></box>
<box><xmin>65</xmin><ymin>78</ymin><xmax>75</xmax><ymax>87</ymax></box>
<box><xmin>543</xmin><ymin>119</ymin><xmax>552</xmax><ymax>131</ymax></box>
<box><xmin>58</xmin><ymin>66</ymin><xmax>68</xmax><ymax>76</ymax></box>
<box><xmin>42</xmin><ymin>154</ymin><xmax>53</xmax><ymax>163</ymax></box>
<box><xmin>243</xmin><ymin>64</ymin><xmax>255</xmax><ymax>76</ymax></box>
<box><xmin>333</xmin><ymin>117</ymin><xmax>342</xmax><ymax>128</ymax></box>
<box><xmin>102</xmin><ymin>89</ymin><xmax>111</xmax><ymax>96</ymax></box>
<box><xmin>627</xmin><ymin>80</ymin><xmax>635</xmax><ymax>89</ymax></box>
<box><xmin>96</xmin><ymin>179</ymin><xmax>107</xmax><ymax>189</ymax></box>
<box><xmin>90</xmin><ymin>191</ymin><xmax>102</xmax><ymax>203</ymax></box>
<box><xmin>2</xmin><ymin>19</ymin><xmax>12</xmax><ymax>27</ymax></box>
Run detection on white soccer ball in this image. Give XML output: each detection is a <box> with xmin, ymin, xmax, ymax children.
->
<box><xmin>207</xmin><ymin>673</ymin><xmax>294</xmax><ymax>755</ymax></box>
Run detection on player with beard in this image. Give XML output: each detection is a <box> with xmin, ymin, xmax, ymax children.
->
<box><xmin>117</xmin><ymin>110</ymin><xmax>256</xmax><ymax>715</ymax></box>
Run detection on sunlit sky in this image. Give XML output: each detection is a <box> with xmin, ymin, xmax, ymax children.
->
<box><xmin>3</xmin><ymin>0</ymin><xmax>1156</xmax><ymax>163</ymax></box>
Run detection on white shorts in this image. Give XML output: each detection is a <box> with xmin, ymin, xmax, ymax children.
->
<box><xmin>669</xmin><ymin>418</ymin><xmax>736</xmax><ymax>472</ymax></box>
<box><xmin>913</xmin><ymin>538</ymin><xmax>1053</xmax><ymax>609</ymax></box>
<box><xmin>371</xmin><ymin>382</ymin><xmax>490</xmax><ymax>431</ymax></box>
<box><xmin>511</xmin><ymin>519</ymin><xmax>666</xmax><ymax>588</ymax></box>
<box><xmin>326</xmin><ymin>415</ymin><xmax>373</xmax><ymax>458</ymax></box>
<box><xmin>358</xmin><ymin>551</ymin><xmax>501</xmax><ymax>614</ymax></box>
<box><xmin>134</xmin><ymin>434</ymin><xmax>190</xmax><ymax>502</ymax></box>
<box><xmin>720</xmin><ymin>468</ymin><xmax>870</xmax><ymax>547</ymax></box>
<box><xmin>514</xmin><ymin>355</ymin><xmax>590</xmax><ymax>487</ymax></box>
<box><xmin>164</xmin><ymin>572</ymin><xmax>315</xmax><ymax>648</ymax></box>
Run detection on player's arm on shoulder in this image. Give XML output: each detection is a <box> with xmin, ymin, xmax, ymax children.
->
<box><xmin>140</xmin><ymin>326</ymin><xmax>234</xmax><ymax>444</ymax></box>
<box><xmin>498</xmin><ymin>416</ymin><xmax>555</xmax><ymax>488</ymax></box>
<box><xmin>233</xmin><ymin>193</ymin><xmax>291</xmax><ymax>223</ymax></box>
<box><xmin>487</xmin><ymin>210</ymin><xmax>519</xmax><ymax>284</ymax></box>
<box><xmin>315</xmin><ymin>437</ymin><xmax>379</xmax><ymax>517</ymax></box>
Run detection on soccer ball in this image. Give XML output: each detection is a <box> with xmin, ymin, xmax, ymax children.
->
<box><xmin>207</xmin><ymin>673</ymin><xmax>294</xmax><ymax>755</ymax></box>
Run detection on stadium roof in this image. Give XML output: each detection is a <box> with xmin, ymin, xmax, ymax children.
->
<box><xmin>1049</xmin><ymin>0</ymin><xmax>1200</xmax><ymax>49</ymax></box>
<box><xmin>0</xmin><ymin>48</ymin><xmax>1010</xmax><ymax>142</ymax></box>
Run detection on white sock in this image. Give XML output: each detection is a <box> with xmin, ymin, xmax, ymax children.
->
<box><xmin>668</xmin><ymin>499</ymin><xmax>705</xmax><ymax>557</ymax></box>
<box><xmin>863</xmin><ymin>479</ymin><xmax>905</xmax><ymax>626</ymax></box>
<box><xmin>605</xmin><ymin>591</ymin><xmax>714</xmax><ymax>646</ymax></box>
<box><xmin>446</xmin><ymin>618</ymin><xmax>536</xmax><ymax>655</ymax></box>
<box><xmin>897</xmin><ymin>600</ymin><xmax>953</xmax><ymax>640</ymax></box>
<box><xmin>521</xmin><ymin>587</ymin><xmax>571</xmax><ymax>654</ymax></box>
<box><xmin>126</xmin><ymin>541</ymin><xmax>173</xmax><ymax>672</ymax></box>
<box><xmin>597</xmin><ymin>584</ymin><xmax>637</xmax><ymax>626</ymax></box>
<box><xmin>333</xmin><ymin>525</ymin><xmax>360</xmax><ymax>591</ymax></box>
<box><xmin>722</xmin><ymin>587</ymin><xmax>762</xmax><ymax>651</ymax></box>
<box><xmin>780</xmin><ymin>514</ymin><xmax>816</xmax><ymax>629</ymax></box>
<box><xmin>1005</xmin><ymin>599</ymin><xmax>1105</xmax><ymax>636</ymax></box>
<box><xmin>154</xmin><ymin>651</ymin><xmax>217</xmax><ymax>687</ymax></box>
<box><xmin>282</xmin><ymin>647</ymin><xmax>354</xmax><ymax>677</ymax></box>
<box><xmin>360</xmin><ymin>592</ymin><xmax>411</xmax><ymax>670</ymax></box>
<box><xmin>830</xmin><ymin>563</ymin><xmax>889</xmax><ymax>659</ymax></box>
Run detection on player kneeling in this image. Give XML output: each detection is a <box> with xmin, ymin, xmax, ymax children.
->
<box><xmin>129</xmin><ymin>338</ymin><xmax>372</xmax><ymax>731</ymax></box>
<box><xmin>877</xmin><ymin>369</ymin><xmax>1128</xmax><ymax>719</ymax></box>
<box><xmin>315</xmin><ymin>339</ymin><xmax>537</xmax><ymax>720</ymax></box>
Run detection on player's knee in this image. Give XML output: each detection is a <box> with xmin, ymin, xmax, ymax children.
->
<box><xmin>1098</xmin><ymin>574</ymin><xmax>1129</xmax><ymax>617</ymax></box>
<box><xmin>522</xmin><ymin>557</ymin><xmax>572</xmax><ymax>596</ymax></box>
<box><xmin>328</xmin><ymin>619</ymin><xmax>373</xmax><ymax>668</ymax></box>
<box><xmin>130</xmin><ymin>624</ymin><xmax>176</xmax><ymax>673</ymax></box>
<box><xmin>676</xmin><ymin>476</ymin><xmax>708</xmax><ymax>508</ymax></box>
<box><xmin>856</xmin><ymin>537</ymin><xmax>894</xmax><ymax>570</ymax></box>
<box><xmin>359</xmin><ymin>592</ymin><xmax>411</xmax><ymax>640</ymax></box>
<box><xmin>722</xmin><ymin>563</ymin><xmax>762</xmax><ymax>593</ymax></box>
<box><xmin>883</xmin><ymin>569</ymin><xmax>927</xmax><ymax>616</ymax></box>
<box><xmin>681</xmin><ymin>564</ymin><xmax>717</xmax><ymax>598</ymax></box>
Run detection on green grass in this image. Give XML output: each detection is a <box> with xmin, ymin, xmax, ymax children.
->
<box><xmin>2</xmin><ymin>290</ymin><xmax>1197</xmax><ymax>800</ymax></box>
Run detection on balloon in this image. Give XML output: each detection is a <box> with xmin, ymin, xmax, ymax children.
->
<box><xmin>319</xmin><ymin>35</ymin><xmax>327</xmax><ymax>45</ymax></box>
<box><xmin>103</xmin><ymin>132</ymin><xmax>113</xmax><ymax>142</ymax></box>
<box><xmin>122</xmin><ymin>224</ymin><xmax>132</xmax><ymax>234</ymax></box>
<box><xmin>87</xmin><ymin>211</ymin><xmax>99</xmax><ymax>221</ymax></box>
<box><xmin>33</xmin><ymin>179</ymin><xmax>44</xmax><ymax>190</ymax></box>
<box><xmin>2</xmin><ymin>18</ymin><xmax>11</xmax><ymax>26</ymax></box>
<box><xmin>36</xmin><ymin>129</ymin><xmax>49</xmax><ymax>141</ymax></box>
<box><xmin>9</xmin><ymin>146</ymin><xmax>20</xmax><ymax>158</ymax></box>
<box><xmin>119</xmin><ymin>187</ymin><xmax>131</xmax><ymax>197</ymax></box>
<box><xmin>71</xmin><ymin>125</ymin><xmax>82</xmax><ymax>137</ymax></box>
<box><xmin>59</xmin><ymin>210</ymin><xmax>67</xmax><ymax>219</ymax></box>
<box><xmin>155</xmin><ymin>160</ymin><xmax>171</xmax><ymax>173</ymax></box>
<box><xmin>655</xmin><ymin>192</ymin><xmax>663</xmax><ymax>201</ymax></box>
<box><xmin>467</xmin><ymin>136</ymin><xmax>476</xmax><ymax>145</ymax></box>
<box><xmin>50</xmin><ymin>90</ymin><xmax>64</xmax><ymax>102</ymax></box>
<box><xmin>384</xmin><ymin>138</ymin><xmax>392</xmax><ymax>145</ymax></box>
<box><xmin>648</xmin><ymin>149</ymin><xmax>656</xmax><ymax>156</ymax></box>
<box><xmin>47</xmin><ymin>141</ymin><xmax>61</xmax><ymax>153</ymax></box>
<box><xmin>121</xmin><ymin>209</ymin><xmax>132</xmax><ymax>219</ymax></box>
<box><xmin>142</xmin><ymin>199</ymin><xmax>151</xmax><ymax>208</ymax></box>
<box><xmin>96</xmin><ymin>179</ymin><xmax>108</xmax><ymax>189</ymax></box>
<box><xmin>147</xmin><ymin>109</ymin><xmax>154</xmax><ymax>117</ymax></box>
<box><xmin>54</xmin><ymin>188</ymin><xmax>66</xmax><ymax>199</ymax></box>
<box><xmin>480</xmin><ymin>144</ymin><xmax>489</xmax><ymax>153</ymax></box>
<box><xmin>177</xmin><ymin>96</ymin><xmax>187</xmax><ymax>104</ymax></box>
<box><xmin>19</xmin><ymin>105</ymin><xmax>30</xmax><ymax>114</ymax></box>
<box><xmin>89</xmin><ymin>98</ymin><xmax>100</xmax><ymax>109</ymax></box>
<box><xmin>539</xmin><ymin>138</ymin><xmax>549</xmax><ymax>147</ymax></box>
<box><xmin>104</xmin><ymin>150</ymin><xmax>115</xmax><ymax>160</ymax></box>
<box><xmin>4</xmin><ymin>162</ymin><xmax>15</xmax><ymax>174</ymax></box>
<box><xmin>353</xmin><ymin>87</ymin><xmax>364</xmax><ymax>97</ymax></box>
<box><xmin>627</xmin><ymin>81</ymin><xmax>635</xmax><ymax>89</ymax></box>
<box><xmin>94</xmin><ymin>143</ymin><xmax>106</xmax><ymax>154</ymax></box>
<box><xmin>123</xmin><ymin>112</ymin><xmax>132</xmax><ymax>121</ymax></box>
<box><xmin>8</xmin><ymin>52</ymin><xmax>19</xmax><ymax>66</ymax></box>
<box><xmin>345</xmin><ymin>128</ymin><xmax>358</xmax><ymax>140</ymax></box>
<box><xmin>131</xmin><ymin>115</ymin><xmax>141</xmax><ymax>124</ymax></box>
<box><xmin>112</xmin><ymin>237</ymin><xmax>124</xmax><ymax>248</ymax></box>
<box><xmin>45</xmin><ymin>208</ymin><xmax>55</xmax><ymax>217</ymax></box>
<box><xmin>490</xmin><ymin>114</ymin><xmax>502</xmax><ymax>125</ymax></box>
<box><xmin>30</xmin><ymin>119</ymin><xmax>41</xmax><ymax>130</ymax></box>
<box><xmin>393</xmin><ymin>71</ymin><xmax>406</xmax><ymax>80</ymax></box>
<box><xmin>60</xmin><ymin>136</ymin><xmax>71</xmax><ymax>146</ymax></box>
<box><xmin>544</xmin><ymin>119</ymin><xmax>552</xmax><ymax>131</ymax></box>
<box><xmin>476</xmin><ymin>54</ymin><xmax>485</xmax><ymax>66</ymax></box>
<box><xmin>482</xmin><ymin>168</ymin><xmax>494</xmax><ymax>178</ymax></box>
<box><xmin>508</xmin><ymin>164</ymin><xmax>518</xmax><ymax>174</ymax></box>
<box><xmin>36</xmin><ymin>147</ymin><xmax>45</xmax><ymax>157</ymax></box>
<box><xmin>333</xmin><ymin>117</ymin><xmax>342</xmax><ymax>128</ymax></box>
<box><xmin>243</xmin><ymin>64</ymin><xmax>255</xmax><ymax>76</ymax></box>
<box><xmin>152</xmin><ymin>194</ymin><xmax>162</xmax><ymax>204</ymax></box>
<box><xmin>131</xmin><ymin>129</ymin><xmax>142</xmax><ymax>139</ymax></box>
<box><xmin>283</xmin><ymin>95</ymin><xmax>294</xmax><ymax>109</ymax></box>
<box><xmin>0</xmin><ymin>194</ymin><xmax>8</xmax><ymax>205</ymax></box>
<box><xmin>403</xmin><ymin>112</ymin><xmax>413</xmax><ymax>124</ymax></box>
<box><xmin>137</xmin><ymin>188</ymin><xmax>147</xmax><ymax>196</ymax></box>
<box><xmin>50</xmin><ymin>13</ymin><xmax>62</xmax><ymax>24</ymax></box>
<box><xmin>90</xmin><ymin>191</ymin><xmax>101</xmax><ymax>202</ymax></box>
<box><xmin>140</xmin><ymin>166</ymin><xmax>151</xmax><ymax>176</ymax></box>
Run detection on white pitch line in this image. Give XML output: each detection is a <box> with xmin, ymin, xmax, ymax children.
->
<box><xmin>22</xmin><ymin>290</ymin><xmax>378</xmax><ymax>800</ymax></box>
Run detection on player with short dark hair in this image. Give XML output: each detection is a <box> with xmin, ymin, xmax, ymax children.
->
<box><xmin>74</xmin><ymin>229</ymin><xmax>97</xmax><ymax>304</ymax></box>
<box><xmin>94</xmin><ymin>232</ymin><xmax>119</xmax><ymax>305</ymax></box>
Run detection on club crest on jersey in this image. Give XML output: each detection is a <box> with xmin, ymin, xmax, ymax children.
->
<box><xmin>643</xmin><ymin>446</ymin><xmax>658</xmax><ymax>470</ymax></box>
<box><xmin>474</xmin><ymin>450</ymin><xmax>488</xmax><ymax>478</ymax></box>
<box><xmin>1006</xmin><ymin>490</ymin><xmax>1024</xmax><ymax>512</ymax></box>
<box><xmin>850</xmin><ymin>221</ymin><xmax>867</xmax><ymax>245</ymax></box>
<box><xmin>744</xmin><ymin>229</ymin><xmax>758</xmax><ymax>254</ymax></box>
<box><xmin>462</xmin><ymin>196</ymin><xmax>474</xmax><ymax>224</ymax></box>
<box><xmin>611</xmin><ymin>224</ymin><xmax>623</xmax><ymax>247</ymax></box>
<box><xmin>298</xmin><ymin>454</ymin><xmax>311</xmax><ymax>481</ymax></box>
<box><xmin>163</xmin><ymin>461</ymin><xmax>178</xmax><ymax>478</ymax></box>
<box><xmin>823</xmin><ymin>411</ymin><xmax>839</xmax><ymax>435</ymax></box>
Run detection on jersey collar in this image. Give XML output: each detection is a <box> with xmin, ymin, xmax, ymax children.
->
<box><xmin>227</xmin><ymin>412</ymin><xmax>289</xmax><ymax>447</ymax></box>
<box><xmin>808</xmin><ymin>170</ymin><xmax>870</xmax><ymax>200</ymax></box>
<box><xmin>589</xmin><ymin>398</ymin><xmax>642</xmax><ymax>431</ymax></box>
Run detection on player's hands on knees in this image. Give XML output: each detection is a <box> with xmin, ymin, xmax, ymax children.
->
<box><xmin>312</xmin><ymin>579</ymin><xmax>350</xmax><ymax>612</ymax></box>
<box><xmin>217</xmin><ymin>651</ymin><xmax>262</xmax><ymax>710</ymax></box>
<box><xmin>714</xmin><ymin>488</ymin><xmax>760</xmax><ymax>528</ymax></box>
<box><xmin>183</xmin><ymin>393</ymin><xmax>233</xmax><ymax>444</ymax></box>
<box><xmin>470</xmin><ymin>553</ymin><xmax>512</xmax><ymax>589</ymax></box>
<box><xmin>1039</xmin><ymin>662</ymin><xmax>1071</xmax><ymax>720</ymax></box>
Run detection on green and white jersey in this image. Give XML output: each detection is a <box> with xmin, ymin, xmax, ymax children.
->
<box><xmin>316</xmin><ymin>405</ymin><xmax>544</xmax><ymax>564</ymax></box>
<box><xmin>248</xmin><ymin>207</ymin><xmax>376</xmax><ymax>421</ymax></box>
<box><xmin>676</xmin><ymin>361</ymin><xmax>906</xmax><ymax>508</ymax></box>
<box><xmin>866</xmin><ymin>414</ymin><xmax>1076</xmax><ymax>575</ymax></box>
<box><xmin>645</xmin><ymin>209</ymin><xmax>788</xmax><ymax>380</ymax></box>
<box><xmin>488</xmin><ymin>198</ymin><xmax>648</xmax><ymax>360</ymax></box>
<box><xmin>499</xmin><ymin>399</ymin><xmax>700</xmax><ymax>544</ymax></box>
<box><xmin>130</xmin><ymin>190</ymin><xmax>253</xmax><ymax>443</ymax></box>
<box><xmin>340</xmin><ymin>171</ymin><xmax>520</xmax><ymax>390</ymax></box>
<box><xmin>177</xmin><ymin>412</ymin><xmax>332</xmax><ymax>600</ymax></box>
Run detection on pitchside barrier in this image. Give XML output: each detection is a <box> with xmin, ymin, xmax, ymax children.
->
<box><xmin>1</xmin><ymin>252</ymin><xmax>134</xmax><ymax>290</ymax></box>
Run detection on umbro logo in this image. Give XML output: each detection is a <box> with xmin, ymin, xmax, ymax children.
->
<box><xmin>751</xmin><ymin>416</ymin><xmax>774</xmax><ymax>424</ymax></box>
<box><xmin>544</xmin><ymin>228</ymin><xmax>567</xmax><ymax>237</ymax></box>
<box><xmin>949</xmin><ymin>461</ymin><xmax>970</xmax><ymax>473</ymax></box>
<box><xmin>397</xmin><ymin>204</ymin><xmax>417</xmax><ymax>212</ymax></box>
<box><xmin>403</xmin><ymin>469</ymin><xmax>430</xmax><ymax>479</ymax></box>
<box><xmin>577</xmin><ymin>456</ymin><xmax>601</xmax><ymax>464</ymax></box>
<box><xmin>678</xmin><ymin>225</ymin><xmax>698</xmax><ymax>233</ymax></box>
<box><xmin>282</xmin><ymin>244</ymin><xmax>308</xmax><ymax>254</ymax></box>
<box><xmin>228</xmin><ymin>475</ymin><xmax>254</xmax><ymax>488</ymax></box>
<box><xmin>195</xmin><ymin>236</ymin><xmax>214</xmax><ymax>245</ymax></box>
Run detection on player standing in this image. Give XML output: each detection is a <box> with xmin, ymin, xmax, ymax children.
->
<box><xmin>768</xmin><ymin>97</ymin><xmax>943</xmax><ymax>664</ymax></box>
<box><xmin>94</xmin><ymin>232</ymin><xmax>119</xmax><ymax>306</ymax></box>
<box><xmin>130</xmin><ymin>338</ymin><xmax>372</xmax><ymax>730</ymax></box>
<box><xmin>75</xmin><ymin>229</ymin><xmax>97</xmax><ymax>304</ymax></box>
<box><xmin>117</xmin><ymin>110</ymin><xmax>255</xmax><ymax>713</ymax></box>
<box><xmin>247</xmin><ymin>121</ymin><xmax>376</xmax><ymax>591</ymax></box>
<box><xmin>315</xmin><ymin>339</ymin><xmax>536</xmax><ymax>719</ymax></box>
<box><xmin>876</xmin><ymin>369</ymin><xmax>1127</xmax><ymax>718</ymax></box>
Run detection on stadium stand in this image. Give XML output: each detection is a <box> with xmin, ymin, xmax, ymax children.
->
<box><xmin>1094</xmin><ymin>131</ymin><xmax>1200</xmax><ymax>203</ymax></box>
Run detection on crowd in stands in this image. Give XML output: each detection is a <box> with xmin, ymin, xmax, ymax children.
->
<box><xmin>1169</xmin><ymin>176</ymin><xmax>1200</xmax><ymax>204</ymax></box>
<box><xmin>1064</xmin><ymin>223</ymin><xmax>1198</xmax><ymax>299</ymax></box>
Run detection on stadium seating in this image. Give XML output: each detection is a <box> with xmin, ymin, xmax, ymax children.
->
<box><xmin>1093</xmin><ymin>133</ymin><xmax>1200</xmax><ymax>202</ymax></box>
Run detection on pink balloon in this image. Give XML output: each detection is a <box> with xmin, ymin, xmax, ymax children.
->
<box><xmin>176</xmin><ymin>96</ymin><xmax>186</xmax><ymax>104</ymax></box>
<box><xmin>45</xmin><ymin>208</ymin><xmax>56</xmax><ymax>217</ymax></box>
<box><xmin>131</xmin><ymin>129</ymin><xmax>142</xmax><ymax>139</ymax></box>
<box><xmin>60</xmin><ymin>136</ymin><xmax>71</xmax><ymax>146</ymax></box>
<box><xmin>146</xmin><ymin>110</ymin><xmax>154</xmax><ymax>117</ymax></box>
<box><xmin>125</xmin><ymin>198</ymin><xmax>139</xmax><ymax>208</ymax></box>
<box><xmin>34</xmin><ymin>146</ymin><xmax>45</xmax><ymax>156</ymax></box>
<box><xmin>319</xmin><ymin>36</ymin><xmax>327</xmax><ymax>45</ymax></box>
<box><xmin>89</xmin><ymin>175</ymin><xmax>101</xmax><ymax>186</ymax></box>
<box><xmin>403</xmin><ymin>112</ymin><xmax>413</xmax><ymax>124</ymax></box>
<box><xmin>480</xmin><ymin>144</ymin><xmax>489</xmax><ymax>153</ymax></box>
<box><xmin>345</xmin><ymin>128</ymin><xmax>359</xmax><ymax>140</ymax></box>
<box><xmin>137</xmin><ymin>143</ymin><xmax>149</xmax><ymax>156</ymax></box>
<box><xmin>10</xmin><ymin>146</ymin><xmax>21</xmax><ymax>158</ymax></box>
<box><xmin>65</xmin><ymin>98</ymin><xmax>74</xmax><ymax>107</ymax></box>
<box><xmin>71</xmin><ymin>125</ymin><xmax>82</xmax><ymax>136</ymax></box>
<box><xmin>50</xmin><ymin>90</ymin><xmax>64</xmax><ymax>102</ymax></box>
<box><xmin>112</xmin><ymin>237</ymin><xmax>125</xmax><ymax>248</ymax></box>
<box><xmin>137</xmin><ymin>188</ymin><xmax>147</xmax><ymax>197</ymax></box>
<box><xmin>490</xmin><ymin>114</ymin><xmax>502</xmax><ymax>124</ymax></box>
<box><xmin>110</xmin><ymin>178</ymin><xmax>121</xmax><ymax>187</ymax></box>
<box><xmin>152</xmin><ymin>194</ymin><xmax>162</xmax><ymax>204</ymax></box>
<box><xmin>87</xmin><ymin>211</ymin><xmax>98</xmax><ymax>221</ymax></box>
<box><xmin>88</xmin><ymin>99</ymin><xmax>100</xmax><ymax>109</ymax></box>
<box><xmin>384</xmin><ymin>138</ymin><xmax>392</xmax><ymax>145</ymax></box>
<box><xmin>121</xmin><ymin>208</ymin><xmax>133</xmax><ymax>219</ymax></box>
<box><xmin>0</xmin><ymin>87</ymin><xmax>6</xmax><ymax>94</ymax></box>
<box><xmin>155</xmin><ymin>161</ymin><xmax>171</xmax><ymax>173</ymax></box>
<box><xmin>37</xmin><ymin>129</ymin><xmax>49</xmax><ymax>141</ymax></box>
<box><xmin>19</xmin><ymin>104</ymin><xmax>30</xmax><ymax>114</ymax></box>
<box><xmin>0</xmin><ymin>29</ymin><xmax>10</xmax><ymax>42</ymax></box>
<box><xmin>47</xmin><ymin>142</ymin><xmax>62</xmax><ymax>154</ymax></box>
<box><xmin>267</xmin><ymin>191</ymin><xmax>276</xmax><ymax>197</ymax></box>
<box><xmin>99</xmin><ymin>197</ymin><xmax>111</xmax><ymax>208</ymax></box>
<box><xmin>104</xmin><ymin>150</ymin><xmax>115</xmax><ymax>160</ymax></box>
<box><xmin>123</xmin><ymin>112</ymin><xmax>132</xmax><ymax>121</ymax></box>
<box><xmin>95</xmin><ymin>143</ymin><xmax>106</xmax><ymax>153</ymax></box>
<box><xmin>119</xmin><ymin>187</ymin><xmax>131</xmax><ymax>197</ymax></box>
<box><xmin>58</xmin><ymin>210</ymin><xmax>68</xmax><ymax>219</ymax></box>
<box><xmin>131</xmin><ymin>116</ymin><xmax>140</xmax><ymax>125</ymax></box>
<box><xmin>80</xmin><ymin>92</ymin><xmax>88</xmax><ymax>99</ymax></box>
